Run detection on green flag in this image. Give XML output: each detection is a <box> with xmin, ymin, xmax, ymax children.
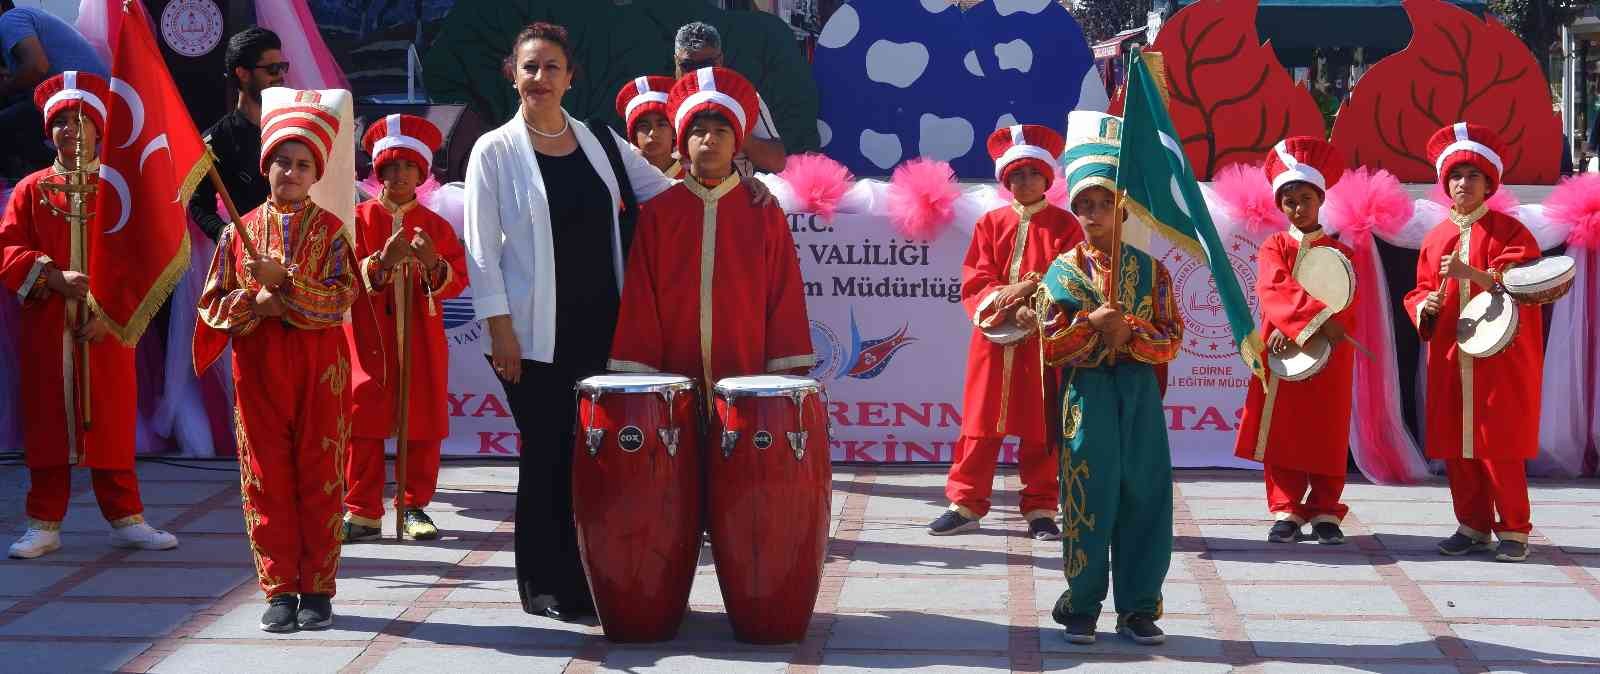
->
<box><xmin>1116</xmin><ymin>49</ymin><xmax>1265</xmax><ymax>378</ymax></box>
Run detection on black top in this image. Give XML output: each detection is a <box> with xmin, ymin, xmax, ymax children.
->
<box><xmin>187</xmin><ymin>109</ymin><xmax>268</xmax><ymax>241</ymax></box>
<box><xmin>537</xmin><ymin>149</ymin><xmax>621</xmax><ymax>366</ymax></box>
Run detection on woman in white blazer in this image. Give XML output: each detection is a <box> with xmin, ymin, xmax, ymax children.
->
<box><xmin>462</xmin><ymin>22</ymin><xmax>768</xmax><ymax>623</ymax></box>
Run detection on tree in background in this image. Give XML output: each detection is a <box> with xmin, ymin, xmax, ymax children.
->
<box><xmin>1069</xmin><ymin>0</ymin><xmax>1154</xmax><ymax>42</ymax></box>
<box><xmin>1489</xmin><ymin>0</ymin><xmax>1596</xmax><ymax>74</ymax></box>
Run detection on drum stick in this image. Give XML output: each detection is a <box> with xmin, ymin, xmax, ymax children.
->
<box><xmin>1344</xmin><ymin>335</ymin><xmax>1376</xmax><ymax>361</ymax></box>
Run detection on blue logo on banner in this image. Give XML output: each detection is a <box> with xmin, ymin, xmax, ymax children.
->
<box><xmin>812</xmin><ymin>309</ymin><xmax>919</xmax><ymax>381</ymax></box>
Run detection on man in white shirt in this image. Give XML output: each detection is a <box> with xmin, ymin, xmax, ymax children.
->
<box><xmin>672</xmin><ymin>21</ymin><xmax>786</xmax><ymax>175</ymax></box>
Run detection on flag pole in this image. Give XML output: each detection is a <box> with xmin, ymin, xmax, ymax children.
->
<box><xmin>207</xmin><ymin>165</ymin><xmax>262</xmax><ymax>261</ymax></box>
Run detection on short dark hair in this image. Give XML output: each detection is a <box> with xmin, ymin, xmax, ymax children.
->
<box><xmin>502</xmin><ymin>22</ymin><xmax>580</xmax><ymax>82</ymax></box>
<box><xmin>675</xmin><ymin>22</ymin><xmax>721</xmax><ymax>54</ymax></box>
<box><xmin>224</xmin><ymin>27</ymin><xmax>281</xmax><ymax>86</ymax></box>
<box><xmin>688</xmin><ymin>110</ymin><xmax>735</xmax><ymax>132</ymax></box>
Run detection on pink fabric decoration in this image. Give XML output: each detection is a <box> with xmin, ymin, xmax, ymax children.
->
<box><xmin>257</xmin><ymin>1</ymin><xmax>351</xmax><ymax>91</ymax></box>
<box><xmin>1210</xmin><ymin>163</ymin><xmax>1285</xmax><ymax>238</ymax></box>
<box><xmin>887</xmin><ymin>159</ymin><xmax>961</xmax><ymax>239</ymax></box>
<box><xmin>1321</xmin><ymin>166</ymin><xmax>1430</xmax><ymax>484</ymax></box>
<box><xmin>1543</xmin><ymin>173</ymin><xmax>1600</xmax><ymax>249</ymax></box>
<box><xmin>1322</xmin><ymin>167</ymin><xmax>1412</xmax><ymax>241</ymax></box>
<box><xmin>1427</xmin><ymin>182</ymin><xmax>1519</xmax><ymax>214</ymax></box>
<box><xmin>74</xmin><ymin>0</ymin><xmax>113</xmax><ymax>67</ymax></box>
<box><xmin>778</xmin><ymin>153</ymin><xmax>854</xmax><ymax>223</ymax></box>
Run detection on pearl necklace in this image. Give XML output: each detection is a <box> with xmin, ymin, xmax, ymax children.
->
<box><xmin>524</xmin><ymin>114</ymin><xmax>569</xmax><ymax>139</ymax></box>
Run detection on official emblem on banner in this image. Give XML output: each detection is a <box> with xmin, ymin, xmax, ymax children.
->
<box><xmin>160</xmin><ymin>0</ymin><xmax>224</xmax><ymax>58</ymax></box>
<box><xmin>1161</xmin><ymin>235</ymin><xmax>1260</xmax><ymax>361</ymax></box>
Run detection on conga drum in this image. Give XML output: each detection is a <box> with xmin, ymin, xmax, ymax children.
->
<box><xmin>708</xmin><ymin>376</ymin><xmax>832</xmax><ymax>644</ymax></box>
<box><xmin>571</xmin><ymin>374</ymin><xmax>702</xmax><ymax>642</ymax></box>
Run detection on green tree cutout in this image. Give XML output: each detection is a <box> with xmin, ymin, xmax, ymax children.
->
<box><xmin>422</xmin><ymin>0</ymin><xmax>820</xmax><ymax>153</ymax></box>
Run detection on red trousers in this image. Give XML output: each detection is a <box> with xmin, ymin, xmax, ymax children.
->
<box><xmin>233</xmin><ymin>324</ymin><xmax>351</xmax><ymax>599</ymax></box>
<box><xmin>25</xmin><ymin>467</ymin><xmax>143</xmax><ymax>528</ymax></box>
<box><xmin>343</xmin><ymin>437</ymin><xmax>441</xmax><ymax>526</ymax></box>
<box><xmin>1446</xmin><ymin>458</ymin><xmax>1531</xmax><ymax>543</ymax></box>
<box><xmin>944</xmin><ymin>435</ymin><xmax>1058</xmax><ymax>519</ymax></box>
<box><xmin>1264</xmin><ymin>465</ymin><xmax>1348</xmax><ymax>525</ymax></box>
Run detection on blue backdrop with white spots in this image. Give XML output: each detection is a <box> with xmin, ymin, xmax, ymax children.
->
<box><xmin>812</xmin><ymin>0</ymin><xmax>1102</xmax><ymax>180</ymax></box>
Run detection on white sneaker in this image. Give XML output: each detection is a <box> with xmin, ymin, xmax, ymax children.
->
<box><xmin>109</xmin><ymin>522</ymin><xmax>179</xmax><ymax>550</ymax></box>
<box><xmin>8</xmin><ymin>528</ymin><xmax>62</xmax><ymax>559</ymax></box>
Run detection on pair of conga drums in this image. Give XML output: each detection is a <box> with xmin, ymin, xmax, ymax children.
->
<box><xmin>569</xmin><ymin>373</ymin><xmax>831</xmax><ymax>643</ymax></box>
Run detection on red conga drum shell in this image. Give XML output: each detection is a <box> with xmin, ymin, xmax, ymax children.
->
<box><xmin>708</xmin><ymin>376</ymin><xmax>831</xmax><ymax>644</ymax></box>
<box><xmin>572</xmin><ymin>374</ymin><xmax>703</xmax><ymax>642</ymax></box>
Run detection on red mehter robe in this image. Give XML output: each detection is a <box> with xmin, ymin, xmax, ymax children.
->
<box><xmin>1402</xmin><ymin>207</ymin><xmax>1542</xmax><ymax>462</ymax></box>
<box><xmin>345</xmin><ymin>198</ymin><xmax>468</xmax><ymax>441</ymax></box>
<box><xmin>1234</xmin><ymin>228</ymin><xmax>1358</xmax><ymax>476</ymax></box>
<box><xmin>608</xmin><ymin>175</ymin><xmax>815</xmax><ymax>385</ymax></box>
<box><xmin>960</xmin><ymin>200</ymin><xmax>1083</xmax><ymax>443</ymax></box>
<box><xmin>0</xmin><ymin>166</ymin><xmax>136</xmax><ymax>470</ymax></box>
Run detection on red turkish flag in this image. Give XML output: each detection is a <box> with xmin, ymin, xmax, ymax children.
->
<box><xmin>88</xmin><ymin>0</ymin><xmax>211</xmax><ymax>346</ymax></box>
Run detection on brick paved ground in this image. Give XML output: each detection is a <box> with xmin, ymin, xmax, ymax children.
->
<box><xmin>2</xmin><ymin>460</ymin><xmax>1599</xmax><ymax>672</ymax></box>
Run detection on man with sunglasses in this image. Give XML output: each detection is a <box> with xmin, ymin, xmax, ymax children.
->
<box><xmin>186</xmin><ymin>27</ymin><xmax>288</xmax><ymax>242</ymax></box>
<box><xmin>672</xmin><ymin>22</ymin><xmax>786</xmax><ymax>175</ymax></box>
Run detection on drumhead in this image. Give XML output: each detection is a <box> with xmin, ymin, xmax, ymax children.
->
<box><xmin>715</xmin><ymin>375</ymin><xmax>822</xmax><ymax>397</ymax></box>
<box><xmin>1456</xmin><ymin>291</ymin><xmax>1518</xmax><ymax>357</ymax></box>
<box><xmin>1503</xmin><ymin>255</ymin><xmax>1575</xmax><ymax>294</ymax></box>
<box><xmin>1266</xmin><ymin>335</ymin><xmax>1332</xmax><ymax>382</ymax></box>
<box><xmin>982</xmin><ymin>322</ymin><xmax>1029</xmax><ymax>344</ymax></box>
<box><xmin>1296</xmin><ymin>247</ymin><xmax>1355</xmax><ymax>313</ymax></box>
<box><xmin>578</xmin><ymin>374</ymin><xmax>697</xmax><ymax>394</ymax></box>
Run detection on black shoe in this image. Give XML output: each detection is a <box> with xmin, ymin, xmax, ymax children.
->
<box><xmin>1437</xmin><ymin>532</ymin><xmax>1490</xmax><ymax>556</ymax></box>
<box><xmin>1028</xmin><ymin>517</ymin><xmax>1062</xmax><ymax>541</ymax></box>
<box><xmin>403</xmin><ymin>509</ymin><xmax>439</xmax><ymax>540</ymax></box>
<box><xmin>296</xmin><ymin>594</ymin><xmax>333</xmax><ymax>630</ymax></box>
<box><xmin>1268</xmin><ymin>520</ymin><xmax>1301</xmax><ymax>543</ymax></box>
<box><xmin>342</xmin><ymin>520</ymin><xmax>381</xmax><ymax>543</ymax></box>
<box><xmin>1312</xmin><ymin>522</ymin><xmax>1346</xmax><ymax>545</ymax></box>
<box><xmin>1061</xmin><ymin>613</ymin><xmax>1097</xmax><ymax>644</ymax></box>
<box><xmin>1117</xmin><ymin>613</ymin><xmax>1166</xmax><ymax>645</ymax></box>
<box><xmin>927</xmin><ymin>510</ymin><xmax>979</xmax><ymax>536</ymax></box>
<box><xmin>260</xmin><ymin>594</ymin><xmax>298</xmax><ymax>633</ymax></box>
<box><xmin>542</xmin><ymin>601</ymin><xmax>590</xmax><ymax>623</ymax></box>
<box><xmin>1495</xmin><ymin>540</ymin><xmax>1529</xmax><ymax>562</ymax></box>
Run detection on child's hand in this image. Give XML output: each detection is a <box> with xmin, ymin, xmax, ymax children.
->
<box><xmin>381</xmin><ymin>229</ymin><xmax>412</xmax><ymax>269</ymax></box>
<box><xmin>746</xmin><ymin>178</ymin><xmax>774</xmax><ymax>206</ymax></box>
<box><xmin>254</xmin><ymin>288</ymin><xmax>286</xmax><ymax>317</ymax></box>
<box><xmin>247</xmin><ymin>258</ymin><xmax>288</xmax><ymax>288</ymax></box>
<box><xmin>1266</xmin><ymin>329</ymin><xmax>1289</xmax><ymax>354</ymax></box>
<box><xmin>410</xmin><ymin>227</ymin><xmax>439</xmax><ymax>268</ymax></box>
<box><xmin>1420</xmin><ymin>291</ymin><xmax>1442</xmax><ymax>319</ymax></box>
<box><xmin>74</xmin><ymin>312</ymin><xmax>110</xmax><ymax>343</ymax></box>
<box><xmin>47</xmin><ymin>267</ymin><xmax>89</xmax><ymax>300</ymax></box>
<box><xmin>1087</xmin><ymin>304</ymin><xmax>1122</xmax><ymax>331</ymax></box>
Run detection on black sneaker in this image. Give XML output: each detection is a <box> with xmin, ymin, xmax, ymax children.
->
<box><xmin>542</xmin><ymin>599</ymin><xmax>591</xmax><ymax>623</ymax></box>
<box><xmin>1117</xmin><ymin>613</ymin><xmax>1166</xmax><ymax>645</ymax></box>
<box><xmin>1437</xmin><ymin>532</ymin><xmax>1490</xmax><ymax>556</ymax></box>
<box><xmin>1268</xmin><ymin>520</ymin><xmax>1301</xmax><ymax>543</ymax></box>
<box><xmin>260</xmin><ymin>594</ymin><xmax>298</xmax><ymax>633</ymax></box>
<box><xmin>342</xmin><ymin>520</ymin><xmax>381</xmax><ymax>543</ymax></box>
<box><xmin>927</xmin><ymin>510</ymin><xmax>979</xmax><ymax>536</ymax></box>
<box><xmin>1494</xmin><ymin>540</ymin><xmax>1529</xmax><ymax>562</ymax></box>
<box><xmin>296</xmin><ymin>593</ymin><xmax>333</xmax><ymax>630</ymax></box>
<box><xmin>1312</xmin><ymin>522</ymin><xmax>1346</xmax><ymax>545</ymax></box>
<box><xmin>1061</xmin><ymin>613</ymin><xmax>1097</xmax><ymax>644</ymax></box>
<box><xmin>403</xmin><ymin>509</ymin><xmax>439</xmax><ymax>540</ymax></box>
<box><xmin>1029</xmin><ymin>517</ymin><xmax>1062</xmax><ymax>541</ymax></box>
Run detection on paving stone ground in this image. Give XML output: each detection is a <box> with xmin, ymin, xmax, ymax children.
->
<box><xmin>1</xmin><ymin>461</ymin><xmax>1599</xmax><ymax>673</ymax></box>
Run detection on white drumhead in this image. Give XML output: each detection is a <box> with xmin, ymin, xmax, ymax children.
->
<box><xmin>982</xmin><ymin>322</ymin><xmax>1029</xmax><ymax>344</ymax></box>
<box><xmin>1296</xmin><ymin>247</ymin><xmax>1355</xmax><ymax>313</ymax></box>
<box><xmin>579</xmin><ymin>374</ymin><xmax>696</xmax><ymax>394</ymax></box>
<box><xmin>1503</xmin><ymin>255</ymin><xmax>1575</xmax><ymax>294</ymax></box>
<box><xmin>1267</xmin><ymin>335</ymin><xmax>1332</xmax><ymax>382</ymax></box>
<box><xmin>1456</xmin><ymin>291</ymin><xmax>1518</xmax><ymax>357</ymax></box>
<box><xmin>715</xmin><ymin>375</ymin><xmax>821</xmax><ymax>397</ymax></box>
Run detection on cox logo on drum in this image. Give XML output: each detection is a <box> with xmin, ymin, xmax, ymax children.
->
<box><xmin>617</xmin><ymin>426</ymin><xmax>645</xmax><ymax>452</ymax></box>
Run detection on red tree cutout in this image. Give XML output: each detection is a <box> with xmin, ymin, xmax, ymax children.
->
<box><xmin>1331</xmin><ymin>0</ymin><xmax>1561</xmax><ymax>184</ymax></box>
<box><xmin>1151</xmin><ymin>0</ymin><xmax>1325</xmax><ymax>180</ymax></box>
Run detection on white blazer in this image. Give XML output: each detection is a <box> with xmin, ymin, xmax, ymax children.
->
<box><xmin>463</xmin><ymin>109</ymin><xmax>673</xmax><ymax>362</ymax></box>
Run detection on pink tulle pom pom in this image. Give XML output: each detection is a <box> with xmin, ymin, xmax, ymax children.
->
<box><xmin>779</xmin><ymin>153</ymin><xmax>854</xmax><ymax>223</ymax></box>
<box><xmin>996</xmin><ymin>173</ymin><xmax>1070</xmax><ymax>209</ymax></box>
<box><xmin>1323</xmin><ymin>167</ymin><xmax>1412</xmax><ymax>241</ymax></box>
<box><xmin>361</xmin><ymin>173</ymin><xmax>442</xmax><ymax>204</ymax></box>
<box><xmin>1428</xmin><ymin>182</ymin><xmax>1518</xmax><ymax>213</ymax></box>
<box><xmin>1210</xmin><ymin>163</ymin><xmax>1285</xmax><ymax>236</ymax></box>
<box><xmin>887</xmin><ymin>158</ymin><xmax>961</xmax><ymax>239</ymax></box>
<box><xmin>1542</xmin><ymin>173</ymin><xmax>1600</xmax><ymax>249</ymax></box>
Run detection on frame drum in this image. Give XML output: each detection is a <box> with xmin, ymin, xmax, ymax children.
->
<box><xmin>1456</xmin><ymin>290</ymin><xmax>1518</xmax><ymax>357</ymax></box>
<box><xmin>1503</xmin><ymin>255</ymin><xmax>1575</xmax><ymax>305</ymax></box>
<box><xmin>1266</xmin><ymin>334</ymin><xmax>1333</xmax><ymax>382</ymax></box>
<box><xmin>1297</xmin><ymin>246</ymin><xmax>1356</xmax><ymax>312</ymax></box>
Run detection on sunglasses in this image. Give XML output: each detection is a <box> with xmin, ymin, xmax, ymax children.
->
<box><xmin>252</xmin><ymin>62</ymin><xmax>291</xmax><ymax>76</ymax></box>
